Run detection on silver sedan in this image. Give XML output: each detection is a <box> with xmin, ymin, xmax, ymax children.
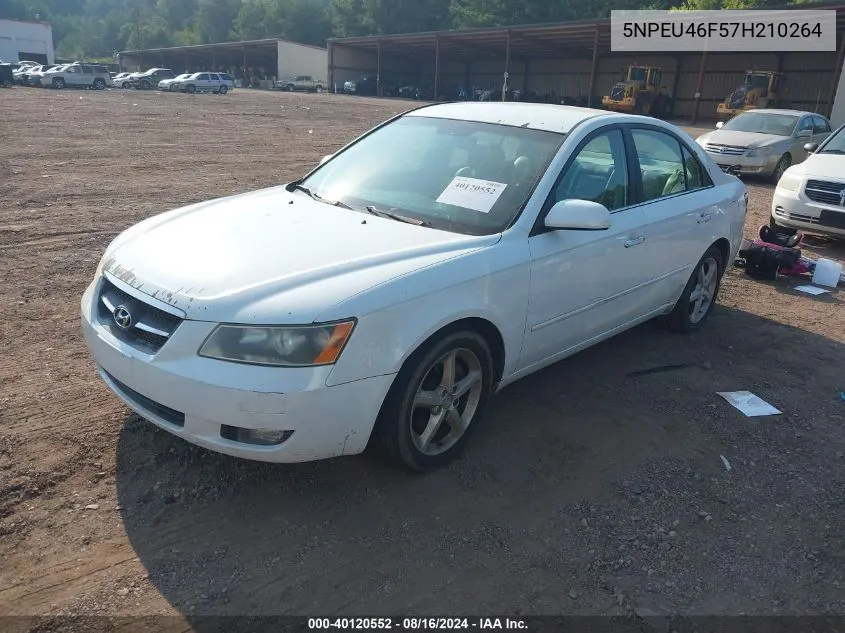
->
<box><xmin>695</xmin><ymin>109</ymin><xmax>832</xmax><ymax>182</ymax></box>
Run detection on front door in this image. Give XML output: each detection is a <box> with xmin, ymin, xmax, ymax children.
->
<box><xmin>519</xmin><ymin>127</ymin><xmax>653</xmax><ymax>372</ymax></box>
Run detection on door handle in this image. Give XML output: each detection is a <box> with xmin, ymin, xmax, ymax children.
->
<box><xmin>624</xmin><ymin>235</ymin><xmax>646</xmax><ymax>248</ymax></box>
<box><xmin>697</xmin><ymin>213</ymin><xmax>712</xmax><ymax>224</ymax></box>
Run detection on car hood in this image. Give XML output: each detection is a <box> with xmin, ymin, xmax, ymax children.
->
<box><xmin>101</xmin><ymin>186</ymin><xmax>497</xmax><ymax>324</ymax></box>
<box><xmin>787</xmin><ymin>153</ymin><xmax>845</xmax><ymax>180</ymax></box>
<box><xmin>697</xmin><ymin>130</ymin><xmax>791</xmax><ymax>149</ymax></box>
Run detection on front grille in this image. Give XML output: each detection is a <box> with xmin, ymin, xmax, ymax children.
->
<box><xmin>705</xmin><ymin>143</ymin><xmax>747</xmax><ymax>156</ymax></box>
<box><xmin>610</xmin><ymin>85</ymin><xmax>625</xmax><ymax>101</ymax></box>
<box><xmin>819</xmin><ymin>209</ymin><xmax>845</xmax><ymax>229</ymax></box>
<box><xmin>804</xmin><ymin>179</ymin><xmax>845</xmax><ymax>206</ymax></box>
<box><xmin>96</xmin><ymin>277</ymin><xmax>182</xmax><ymax>354</ymax></box>
<box><xmin>104</xmin><ymin>370</ymin><xmax>185</xmax><ymax>427</ymax></box>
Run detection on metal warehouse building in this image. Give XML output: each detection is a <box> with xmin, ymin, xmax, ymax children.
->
<box><xmin>328</xmin><ymin>3</ymin><xmax>845</xmax><ymax>124</ymax></box>
<box><xmin>118</xmin><ymin>38</ymin><xmax>327</xmax><ymax>88</ymax></box>
<box><xmin>0</xmin><ymin>18</ymin><xmax>54</xmax><ymax>65</ymax></box>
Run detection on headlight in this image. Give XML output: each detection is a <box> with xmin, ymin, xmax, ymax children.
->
<box><xmin>746</xmin><ymin>145</ymin><xmax>775</xmax><ymax>157</ymax></box>
<box><xmin>775</xmin><ymin>172</ymin><xmax>802</xmax><ymax>193</ymax></box>
<box><xmin>199</xmin><ymin>321</ymin><xmax>356</xmax><ymax>367</ymax></box>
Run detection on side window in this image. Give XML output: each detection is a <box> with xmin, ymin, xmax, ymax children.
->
<box><xmin>198</xmin><ymin>73</ymin><xmax>209</xmax><ymax>80</ymax></box>
<box><xmin>682</xmin><ymin>145</ymin><xmax>711</xmax><ymax>190</ymax></box>
<box><xmin>552</xmin><ymin>129</ymin><xmax>629</xmax><ymax>211</ymax></box>
<box><xmin>798</xmin><ymin>117</ymin><xmax>814</xmax><ymax>133</ymax></box>
<box><xmin>631</xmin><ymin>128</ymin><xmax>689</xmax><ymax>201</ymax></box>
<box><xmin>813</xmin><ymin>116</ymin><xmax>831</xmax><ymax>134</ymax></box>
<box><xmin>81</xmin><ymin>65</ymin><xmax>93</xmax><ymax>74</ymax></box>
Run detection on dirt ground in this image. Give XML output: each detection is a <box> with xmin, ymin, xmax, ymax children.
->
<box><xmin>1</xmin><ymin>88</ymin><xmax>844</xmax><ymax>626</ymax></box>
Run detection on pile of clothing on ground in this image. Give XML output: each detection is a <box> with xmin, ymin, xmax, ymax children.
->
<box><xmin>736</xmin><ymin>225</ymin><xmax>822</xmax><ymax>281</ymax></box>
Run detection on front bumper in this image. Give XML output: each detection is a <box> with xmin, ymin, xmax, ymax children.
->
<box><xmin>771</xmin><ymin>187</ymin><xmax>845</xmax><ymax>238</ymax></box>
<box><xmin>702</xmin><ymin>150</ymin><xmax>780</xmax><ymax>176</ymax></box>
<box><xmin>81</xmin><ymin>277</ymin><xmax>395</xmax><ymax>463</ymax></box>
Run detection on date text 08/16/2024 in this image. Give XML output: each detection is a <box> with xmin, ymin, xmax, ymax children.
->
<box><xmin>307</xmin><ymin>618</ymin><xmax>528</xmax><ymax>630</ymax></box>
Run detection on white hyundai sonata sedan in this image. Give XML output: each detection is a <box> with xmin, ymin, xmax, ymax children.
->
<box><xmin>81</xmin><ymin>102</ymin><xmax>747</xmax><ymax>471</ymax></box>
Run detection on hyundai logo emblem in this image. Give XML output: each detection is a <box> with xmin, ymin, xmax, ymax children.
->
<box><xmin>113</xmin><ymin>305</ymin><xmax>133</xmax><ymax>330</ymax></box>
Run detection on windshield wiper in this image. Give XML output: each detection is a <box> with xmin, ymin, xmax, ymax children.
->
<box><xmin>292</xmin><ymin>183</ymin><xmax>353</xmax><ymax>209</ymax></box>
<box><xmin>365</xmin><ymin>205</ymin><xmax>429</xmax><ymax>226</ymax></box>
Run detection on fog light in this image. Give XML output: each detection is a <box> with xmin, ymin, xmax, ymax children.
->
<box><xmin>220</xmin><ymin>425</ymin><xmax>294</xmax><ymax>446</ymax></box>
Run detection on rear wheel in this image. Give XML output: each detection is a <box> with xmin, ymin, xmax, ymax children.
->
<box><xmin>93</xmin><ymin>78</ymin><xmax>105</xmax><ymax>90</ymax></box>
<box><xmin>664</xmin><ymin>247</ymin><xmax>724</xmax><ymax>333</ymax></box>
<box><xmin>374</xmin><ymin>330</ymin><xmax>494</xmax><ymax>472</ymax></box>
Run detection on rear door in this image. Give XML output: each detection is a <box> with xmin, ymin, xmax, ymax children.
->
<box><xmin>207</xmin><ymin>73</ymin><xmax>221</xmax><ymax>91</ymax></box>
<box><xmin>627</xmin><ymin>124</ymin><xmax>721</xmax><ymax>308</ymax></box>
<box><xmin>79</xmin><ymin>65</ymin><xmax>94</xmax><ymax>87</ymax></box>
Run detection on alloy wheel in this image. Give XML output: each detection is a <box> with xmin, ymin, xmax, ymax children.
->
<box><xmin>689</xmin><ymin>256</ymin><xmax>718</xmax><ymax>324</ymax></box>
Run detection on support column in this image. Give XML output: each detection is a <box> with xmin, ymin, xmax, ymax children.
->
<box><xmin>243</xmin><ymin>46</ymin><xmax>248</xmax><ymax>88</ymax></box>
<box><xmin>434</xmin><ymin>36</ymin><xmax>440</xmax><ymax>102</ymax></box>
<box><xmin>328</xmin><ymin>42</ymin><xmax>335</xmax><ymax>93</ymax></box>
<box><xmin>670</xmin><ymin>55</ymin><xmax>681</xmax><ymax>103</ymax></box>
<box><xmin>377</xmin><ymin>40</ymin><xmax>382</xmax><ymax>97</ymax></box>
<box><xmin>588</xmin><ymin>27</ymin><xmax>599</xmax><ymax>107</ymax></box>
<box><xmin>827</xmin><ymin>32</ymin><xmax>845</xmax><ymax>117</ymax></box>
<box><xmin>464</xmin><ymin>62</ymin><xmax>470</xmax><ymax>99</ymax></box>
<box><xmin>212</xmin><ymin>51</ymin><xmax>216</xmax><ymax>71</ymax></box>
<box><xmin>691</xmin><ymin>50</ymin><xmax>707</xmax><ymax>124</ymax></box>
<box><xmin>523</xmin><ymin>58</ymin><xmax>530</xmax><ymax>94</ymax></box>
<box><xmin>184</xmin><ymin>51</ymin><xmax>189</xmax><ymax>73</ymax></box>
<box><xmin>160</xmin><ymin>53</ymin><xmax>164</xmax><ymax>68</ymax></box>
<box><xmin>503</xmin><ymin>30</ymin><xmax>511</xmax><ymax>102</ymax></box>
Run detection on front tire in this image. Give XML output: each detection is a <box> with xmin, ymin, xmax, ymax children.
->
<box><xmin>219</xmin><ymin>84</ymin><xmax>228</xmax><ymax>95</ymax></box>
<box><xmin>186</xmin><ymin>84</ymin><xmax>196</xmax><ymax>94</ymax></box>
<box><xmin>771</xmin><ymin>154</ymin><xmax>791</xmax><ymax>184</ymax></box>
<box><xmin>375</xmin><ymin>330</ymin><xmax>494</xmax><ymax>472</ymax></box>
<box><xmin>52</xmin><ymin>77</ymin><xmax>65</xmax><ymax>89</ymax></box>
<box><xmin>665</xmin><ymin>247</ymin><xmax>724</xmax><ymax>333</ymax></box>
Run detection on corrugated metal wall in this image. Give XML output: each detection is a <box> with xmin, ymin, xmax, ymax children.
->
<box><xmin>334</xmin><ymin>41</ymin><xmax>839</xmax><ymax>119</ymax></box>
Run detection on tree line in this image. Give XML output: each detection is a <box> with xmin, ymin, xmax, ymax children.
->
<box><xmin>0</xmin><ymin>0</ymin><xmax>821</xmax><ymax>61</ymax></box>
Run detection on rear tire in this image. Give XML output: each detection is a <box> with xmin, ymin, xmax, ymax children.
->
<box><xmin>374</xmin><ymin>329</ymin><xmax>494</xmax><ymax>472</ymax></box>
<box><xmin>664</xmin><ymin>247</ymin><xmax>724</xmax><ymax>334</ymax></box>
<box><xmin>93</xmin><ymin>78</ymin><xmax>105</xmax><ymax>90</ymax></box>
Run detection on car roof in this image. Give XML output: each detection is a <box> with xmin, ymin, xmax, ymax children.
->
<box><xmin>406</xmin><ymin>102</ymin><xmax>607</xmax><ymax>135</ymax></box>
<box><xmin>738</xmin><ymin>109</ymin><xmax>825</xmax><ymax>118</ymax></box>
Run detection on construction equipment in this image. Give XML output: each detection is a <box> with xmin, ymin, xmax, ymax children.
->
<box><xmin>601</xmin><ymin>66</ymin><xmax>674</xmax><ymax>118</ymax></box>
<box><xmin>717</xmin><ymin>71</ymin><xmax>786</xmax><ymax>118</ymax></box>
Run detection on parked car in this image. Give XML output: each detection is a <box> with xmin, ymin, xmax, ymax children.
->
<box><xmin>158</xmin><ymin>73</ymin><xmax>191</xmax><ymax>92</ymax></box>
<box><xmin>771</xmin><ymin>122</ymin><xmax>845</xmax><ymax>238</ymax></box>
<box><xmin>112</xmin><ymin>72</ymin><xmax>134</xmax><ymax>88</ymax></box>
<box><xmin>172</xmin><ymin>72</ymin><xmax>234</xmax><ymax>94</ymax></box>
<box><xmin>129</xmin><ymin>68</ymin><xmax>175</xmax><ymax>90</ymax></box>
<box><xmin>45</xmin><ymin>63</ymin><xmax>112</xmax><ymax>90</ymax></box>
<box><xmin>343</xmin><ymin>75</ymin><xmax>378</xmax><ymax>95</ymax></box>
<box><xmin>18</xmin><ymin>64</ymin><xmax>55</xmax><ymax>86</ymax></box>
<box><xmin>276</xmin><ymin>75</ymin><xmax>325</xmax><ymax>93</ymax></box>
<box><xmin>695</xmin><ymin>109</ymin><xmax>832</xmax><ymax>183</ymax></box>
<box><xmin>81</xmin><ymin>102</ymin><xmax>747</xmax><ymax>471</ymax></box>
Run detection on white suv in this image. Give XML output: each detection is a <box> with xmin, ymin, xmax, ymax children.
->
<box><xmin>173</xmin><ymin>72</ymin><xmax>235</xmax><ymax>94</ymax></box>
<box><xmin>46</xmin><ymin>63</ymin><xmax>112</xmax><ymax>90</ymax></box>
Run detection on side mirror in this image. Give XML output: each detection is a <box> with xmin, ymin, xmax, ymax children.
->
<box><xmin>796</xmin><ymin>129</ymin><xmax>812</xmax><ymax>139</ymax></box>
<box><xmin>319</xmin><ymin>154</ymin><xmax>333</xmax><ymax>165</ymax></box>
<box><xmin>804</xmin><ymin>142</ymin><xmax>819</xmax><ymax>153</ymax></box>
<box><xmin>544</xmin><ymin>199</ymin><xmax>612</xmax><ymax>231</ymax></box>
<box><xmin>715</xmin><ymin>121</ymin><xmax>724</xmax><ymax>129</ymax></box>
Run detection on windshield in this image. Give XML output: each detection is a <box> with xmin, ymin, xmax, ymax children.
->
<box><xmin>299</xmin><ymin>116</ymin><xmax>563</xmax><ymax>236</ymax></box>
<box><xmin>722</xmin><ymin>112</ymin><xmax>798</xmax><ymax>136</ymax></box>
<box><xmin>818</xmin><ymin>125</ymin><xmax>845</xmax><ymax>154</ymax></box>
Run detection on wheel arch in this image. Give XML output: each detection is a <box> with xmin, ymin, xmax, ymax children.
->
<box><xmin>711</xmin><ymin>237</ymin><xmax>731</xmax><ymax>271</ymax></box>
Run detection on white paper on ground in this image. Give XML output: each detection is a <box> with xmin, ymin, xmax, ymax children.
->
<box><xmin>717</xmin><ymin>391</ymin><xmax>782</xmax><ymax>417</ymax></box>
<box><xmin>436</xmin><ymin>176</ymin><xmax>507</xmax><ymax>213</ymax></box>
<box><xmin>795</xmin><ymin>285</ymin><xmax>829</xmax><ymax>295</ymax></box>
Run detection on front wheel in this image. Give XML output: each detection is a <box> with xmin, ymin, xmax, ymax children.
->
<box><xmin>185</xmin><ymin>84</ymin><xmax>196</xmax><ymax>94</ymax></box>
<box><xmin>315</xmin><ymin>85</ymin><xmax>323</xmax><ymax>93</ymax></box>
<box><xmin>771</xmin><ymin>154</ymin><xmax>791</xmax><ymax>184</ymax></box>
<box><xmin>139</xmin><ymin>80</ymin><xmax>151</xmax><ymax>90</ymax></box>
<box><xmin>374</xmin><ymin>330</ymin><xmax>494</xmax><ymax>472</ymax></box>
<box><xmin>664</xmin><ymin>247</ymin><xmax>724</xmax><ymax>333</ymax></box>
<box><xmin>52</xmin><ymin>77</ymin><xmax>65</xmax><ymax>89</ymax></box>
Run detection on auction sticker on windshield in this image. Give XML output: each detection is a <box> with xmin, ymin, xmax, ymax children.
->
<box><xmin>436</xmin><ymin>177</ymin><xmax>507</xmax><ymax>213</ymax></box>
